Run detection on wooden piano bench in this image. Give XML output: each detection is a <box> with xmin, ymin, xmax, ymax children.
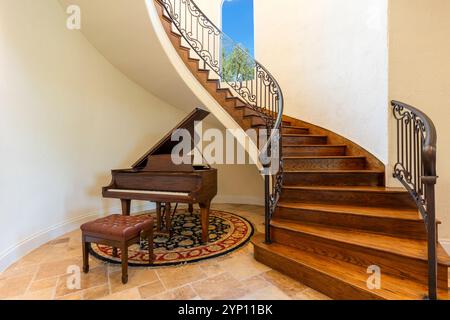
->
<box><xmin>80</xmin><ymin>214</ymin><xmax>155</xmax><ymax>284</ymax></box>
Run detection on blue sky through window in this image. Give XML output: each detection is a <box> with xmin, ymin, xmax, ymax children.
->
<box><xmin>222</xmin><ymin>0</ymin><xmax>255</xmax><ymax>57</ymax></box>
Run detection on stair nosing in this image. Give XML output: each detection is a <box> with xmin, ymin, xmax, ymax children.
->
<box><xmin>283</xmin><ymin>170</ymin><xmax>384</xmax><ymax>174</ymax></box>
<box><xmin>282</xmin><ymin>134</ymin><xmax>327</xmax><ymax>137</ymax></box>
<box><xmin>283</xmin><ymin>156</ymin><xmax>366</xmax><ymax>159</ymax></box>
<box><xmin>283</xmin><ymin>125</ymin><xmax>309</xmax><ymax>129</ymax></box>
<box><xmin>283</xmin><ymin>144</ymin><xmax>347</xmax><ymax>148</ymax></box>
<box><xmin>276</xmin><ymin>202</ymin><xmax>422</xmax><ymax>221</ymax></box>
<box><xmin>282</xmin><ymin>185</ymin><xmax>406</xmax><ymax>193</ymax></box>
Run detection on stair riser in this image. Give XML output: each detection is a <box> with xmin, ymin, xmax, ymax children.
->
<box><xmin>283</xmin><ymin>172</ymin><xmax>385</xmax><ymax>186</ymax></box>
<box><xmin>216</xmin><ymin>89</ymin><xmax>233</xmax><ymax>98</ymax></box>
<box><xmin>283</xmin><ymin>146</ymin><xmax>346</xmax><ymax>157</ymax></box>
<box><xmin>232</xmin><ymin>99</ymin><xmax>247</xmax><ymax>108</ymax></box>
<box><xmin>282</xmin><ymin>136</ymin><xmax>327</xmax><ymax>145</ymax></box>
<box><xmin>243</xmin><ymin>107</ymin><xmax>263</xmax><ymax>117</ymax></box>
<box><xmin>249</xmin><ymin>119</ymin><xmax>291</xmax><ymax>127</ymax></box>
<box><xmin>275</xmin><ymin>206</ymin><xmax>427</xmax><ymax>240</ymax></box>
<box><xmin>250</xmin><ymin>116</ymin><xmax>266</xmax><ymax>127</ymax></box>
<box><xmin>218</xmin><ymin>103</ymin><xmax>252</xmax><ymax>130</ymax></box>
<box><xmin>282</xmin><ymin>127</ymin><xmax>309</xmax><ymax>135</ymax></box>
<box><xmin>280</xmin><ymin>189</ymin><xmax>417</xmax><ymax>208</ymax></box>
<box><xmin>284</xmin><ymin>157</ymin><xmax>367</xmax><ymax>170</ymax></box>
<box><xmin>254</xmin><ymin>244</ymin><xmax>382</xmax><ymax>300</ymax></box>
<box><xmin>271</xmin><ymin>227</ymin><xmax>449</xmax><ymax>289</ymax></box>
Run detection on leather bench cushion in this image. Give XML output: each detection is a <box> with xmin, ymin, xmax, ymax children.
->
<box><xmin>81</xmin><ymin>214</ymin><xmax>153</xmax><ymax>240</ymax></box>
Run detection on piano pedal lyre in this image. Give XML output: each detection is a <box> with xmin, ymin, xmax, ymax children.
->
<box><xmin>155</xmin><ymin>202</ymin><xmax>176</xmax><ymax>238</ymax></box>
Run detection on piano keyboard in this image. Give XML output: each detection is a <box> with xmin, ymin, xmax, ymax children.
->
<box><xmin>107</xmin><ymin>189</ymin><xmax>190</xmax><ymax>197</ymax></box>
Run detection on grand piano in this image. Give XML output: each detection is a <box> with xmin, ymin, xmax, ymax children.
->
<box><xmin>102</xmin><ymin>108</ymin><xmax>217</xmax><ymax>243</ymax></box>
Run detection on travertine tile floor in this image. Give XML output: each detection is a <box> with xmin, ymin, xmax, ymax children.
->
<box><xmin>0</xmin><ymin>204</ymin><xmax>331</xmax><ymax>300</ymax></box>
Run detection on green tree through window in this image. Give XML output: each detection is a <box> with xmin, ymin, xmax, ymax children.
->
<box><xmin>221</xmin><ymin>0</ymin><xmax>254</xmax><ymax>82</ymax></box>
<box><xmin>221</xmin><ymin>46</ymin><xmax>254</xmax><ymax>82</ymax></box>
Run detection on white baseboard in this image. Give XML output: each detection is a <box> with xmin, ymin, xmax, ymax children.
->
<box><xmin>213</xmin><ymin>195</ymin><xmax>264</xmax><ymax>206</ymax></box>
<box><xmin>0</xmin><ymin>202</ymin><xmax>155</xmax><ymax>273</ymax></box>
<box><xmin>440</xmin><ymin>239</ymin><xmax>450</xmax><ymax>255</ymax></box>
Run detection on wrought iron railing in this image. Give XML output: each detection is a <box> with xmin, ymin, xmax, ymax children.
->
<box><xmin>156</xmin><ymin>0</ymin><xmax>284</xmax><ymax>244</ymax></box>
<box><xmin>392</xmin><ymin>100</ymin><xmax>438</xmax><ymax>300</ymax></box>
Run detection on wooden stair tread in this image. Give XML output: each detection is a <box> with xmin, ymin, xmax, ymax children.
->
<box><xmin>277</xmin><ymin>202</ymin><xmax>422</xmax><ymax>220</ymax></box>
<box><xmin>283</xmin><ymin>185</ymin><xmax>405</xmax><ymax>192</ymax></box>
<box><xmin>178</xmin><ymin>45</ymin><xmax>191</xmax><ymax>52</ymax></box>
<box><xmin>282</xmin><ymin>134</ymin><xmax>327</xmax><ymax>137</ymax></box>
<box><xmin>253</xmin><ymin>234</ymin><xmax>449</xmax><ymax>300</ymax></box>
<box><xmin>283</xmin><ymin>156</ymin><xmax>366</xmax><ymax>160</ymax></box>
<box><xmin>283</xmin><ymin>170</ymin><xmax>384</xmax><ymax>173</ymax></box>
<box><xmin>283</xmin><ymin>144</ymin><xmax>347</xmax><ymax>148</ymax></box>
<box><xmin>270</xmin><ymin>219</ymin><xmax>450</xmax><ymax>266</ymax></box>
<box><xmin>187</xmin><ymin>56</ymin><xmax>200</xmax><ymax>62</ymax></box>
<box><xmin>283</xmin><ymin>125</ymin><xmax>309</xmax><ymax>130</ymax></box>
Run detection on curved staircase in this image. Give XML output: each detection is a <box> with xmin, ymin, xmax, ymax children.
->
<box><xmin>153</xmin><ymin>0</ymin><xmax>449</xmax><ymax>300</ymax></box>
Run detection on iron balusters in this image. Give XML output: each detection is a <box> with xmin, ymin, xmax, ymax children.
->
<box><xmin>392</xmin><ymin>100</ymin><xmax>438</xmax><ymax>300</ymax></box>
<box><xmin>157</xmin><ymin>0</ymin><xmax>284</xmax><ymax>244</ymax></box>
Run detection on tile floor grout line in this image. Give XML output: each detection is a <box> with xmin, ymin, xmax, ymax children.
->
<box><xmin>106</xmin><ymin>263</ymin><xmax>112</xmax><ymax>299</ymax></box>
<box><xmin>20</xmin><ymin>261</ymin><xmax>41</xmax><ymax>298</ymax></box>
<box><xmin>1</xmin><ymin>205</ymin><xmax>324</xmax><ymax>301</ymax></box>
<box><xmin>161</xmin><ymin>268</ymin><xmax>222</xmax><ymax>292</ymax></box>
<box><xmin>50</xmin><ymin>280</ymin><xmax>57</xmax><ymax>300</ymax></box>
<box><xmin>53</xmin><ymin>275</ymin><xmax>64</xmax><ymax>300</ymax></box>
<box><xmin>154</xmin><ymin>268</ymin><xmax>168</xmax><ymax>291</ymax></box>
<box><xmin>189</xmin><ymin>282</ymin><xmax>204</xmax><ymax>300</ymax></box>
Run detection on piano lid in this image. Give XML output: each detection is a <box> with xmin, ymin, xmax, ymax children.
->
<box><xmin>132</xmin><ymin>108</ymin><xmax>210</xmax><ymax>170</ymax></box>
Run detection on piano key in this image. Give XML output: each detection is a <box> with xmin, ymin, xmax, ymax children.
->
<box><xmin>106</xmin><ymin>189</ymin><xmax>190</xmax><ymax>197</ymax></box>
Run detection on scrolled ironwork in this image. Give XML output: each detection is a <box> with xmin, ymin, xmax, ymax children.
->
<box><xmin>391</xmin><ymin>100</ymin><xmax>438</xmax><ymax>300</ymax></box>
<box><xmin>157</xmin><ymin>0</ymin><xmax>282</xmax><ymax>123</ymax></box>
<box><xmin>157</xmin><ymin>0</ymin><xmax>284</xmax><ymax>245</ymax></box>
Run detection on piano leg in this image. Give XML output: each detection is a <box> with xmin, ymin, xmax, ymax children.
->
<box><xmin>156</xmin><ymin>202</ymin><xmax>162</xmax><ymax>232</ymax></box>
<box><xmin>188</xmin><ymin>204</ymin><xmax>194</xmax><ymax>213</ymax></box>
<box><xmin>121</xmin><ymin>199</ymin><xmax>131</xmax><ymax>216</ymax></box>
<box><xmin>199</xmin><ymin>201</ymin><xmax>210</xmax><ymax>244</ymax></box>
<box><xmin>164</xmin><ymin>203</ymin><xmax>172</xmax><ymax>235</ymax></box>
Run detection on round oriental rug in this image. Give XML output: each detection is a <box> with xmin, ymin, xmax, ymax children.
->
<box><xmin>89</xmin><ymin>209</ymin><xmax>254</xmax><ymax>267</ymax></box>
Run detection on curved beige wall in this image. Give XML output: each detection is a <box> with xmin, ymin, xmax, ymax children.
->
<box><xmin>254</xmin><ymin>0</ymin><xmax>389</xmax><ymax>163</ymax></box>
<box><xmin>0</xmin><ymin>0</ymin><xmax>266</xmax><ymax>270</ymax></box>
<box><xmin>58</xmin><ymin>0</ymin><xmax>201</xmax><ymax>115</ymax></box>
<box><xmin>0</xmin><ymin>0</ymin><xmax>188</xmax><ymax>271</ymax></box>
<box><xmin>389</xmin><ymin>0</ymin><xmax>450</xmax><ymax>242</ymax></box>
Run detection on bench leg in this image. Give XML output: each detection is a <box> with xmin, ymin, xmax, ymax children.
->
<box><xmin>82</xmin><ymin>236</ymin><xmax>89</xmax><ymax>273</ymax></box>
<box><xmin>112</xmin><ymin>247</ymin><xmax>118</xmax><ymax>257</ymax></box>
<box><xmin>188</xmin><ymin>204</ymin><xmax>194</xmax><ymax>213</ymax></box>
<box><xmin>121</xmin><ymin>244</ymin><xmax>128</xmax><ymax>284</ymax></box>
